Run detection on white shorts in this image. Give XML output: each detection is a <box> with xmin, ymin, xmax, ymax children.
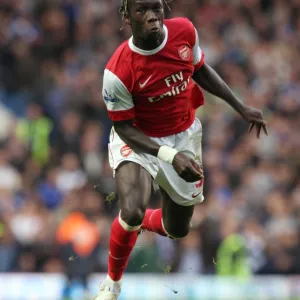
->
<box><xmin>108</xmin><ymin>118</ymin><xmax>204</xmax><ymax>206</ymax></box>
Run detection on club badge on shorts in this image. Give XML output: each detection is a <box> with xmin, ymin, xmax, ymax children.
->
<box><xmin>120</xmin><ymin>145</ymin><xmax>132</xmax><ymax>157</ymax></box>
<box><xmin>178</xmin><ymin>45</ymin><xmax>191</xmax><ymax>61</ymax></box>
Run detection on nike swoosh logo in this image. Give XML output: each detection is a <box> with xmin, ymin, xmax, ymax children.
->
<box><xmin>139</xmin><ymin>75</ymin><xmax>152</xmax><ymax>89</ymax></box>
<box><xmin>192</xmin><ymin>179</ymin><xmax>203</xmax><ymax>198</ymax></box>
<box><xmin>192</xmin><ymin>192</ymin><xmax>202</xmax><ymax>199</ymax></box>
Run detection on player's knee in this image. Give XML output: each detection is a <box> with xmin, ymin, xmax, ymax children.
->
<box><xmin>121</xmin><ymin>206</ymin><xmax>146</xmax><ymax>227</ymax></box>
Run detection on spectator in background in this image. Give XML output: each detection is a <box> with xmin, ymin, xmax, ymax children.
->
<box><xmin>0</xmin><ymin>103</ymin><xmax>15</xmax><ymax>141</ymax></box>
<box><xmin>216</xmin><ymin>215</ymin><xmax>251</xmax><ymax>277</ymax></box>
<box><xmin>0</xmin><ymin>146</ymin><xmax>22</xmax><ymax>192</ymax></box>
<box><xmin>9</xmin><ymin>196</ymin><xmax>46</xmax><ymax>247</ymax></box>
<box><xmin>56</xmin><ymin>210</ymin><xmax>100</xmax><ymax>297</ymax></box>
<box><xmin>16</xmin><ymin>103</ymin><xmax>53</xmax><ymax>166</ymax></box>
<box><xmin>55</xmin><ymin>153</ymin><xmax>87</xmax><ymax>195</ymax></box>
<box><xmin>38</xmin><ymin>168</ymin><xmax>63</xmax><ymax>210</ymax></box>
<box><xmin>0</xmin><ymin>217</ymin><xmax>18</xmax><ymax>272</ymax></box>
<box><xmin>80</xmin><ymin>121</ymin><xmax>104</xmax><ymax>180</ymax></box>
<box><xmin>55</xmin><ymin>110</ymin><xmax>82</xmax><ymax>156</ymax></box>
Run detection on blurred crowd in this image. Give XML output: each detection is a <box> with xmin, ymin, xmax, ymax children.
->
<box><xmin>0</xmin><ymin>0</ymin><xmax>299</xmax><ymax>284</ymax></box>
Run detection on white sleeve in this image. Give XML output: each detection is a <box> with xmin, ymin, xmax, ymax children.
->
<box><xmin>193</xmin><ymin>27</ymin><xmax>204</xmax><ymax>67</ymax></box>
<box><xmin>102</xmin><ymin>69</ymin><xmax>135</xmax><ymax>121</ymax></box>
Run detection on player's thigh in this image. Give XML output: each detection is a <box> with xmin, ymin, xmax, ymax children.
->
<box><xmin>160</xmin><ymin>188</ymin><xmax>194</xmax><ymax>238</ymax></box>
<box><xmin>115</xmin><ymin>161</ymin><xmax>152</xmax><ymax>226</ymax></box>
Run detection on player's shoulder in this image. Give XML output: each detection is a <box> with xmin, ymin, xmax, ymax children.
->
<box><xmin>165</xmin><ymin>17</ymin><xmax>196</xmax><ymax>45</ymax></box>
<box><xmin>164</xmin><ymin>17</ymin><xmax>195</xmax><ymax>33</ymax></box>
<box><xmin>104</xmin><ymin>41</ymin><xmax>134</xmax><ymax>91</ymax></box>
<box><xmin>105</xmin><ymin>40</ymin><xmax>132</xmax><ymax>73</ymax></box>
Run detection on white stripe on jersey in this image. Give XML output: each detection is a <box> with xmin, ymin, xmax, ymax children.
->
<box><xmin>193</xmin><ymin>27</ymin><xmax>203</xmax><ymax>66</ymax></box>
<box><xmin>102</xmin><ymin>69</ymin><xmax>134</xmax><ymax>112</ymax></box>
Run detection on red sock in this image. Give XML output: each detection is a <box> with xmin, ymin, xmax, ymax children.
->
<box><xmin>108</xmin><ymin>216</ymin><xmax>139</xmax><ymax>281</ymax></box>
<box><xmin>141</xmin><ymin>209</ymin><xmax>167</xmax><ymax>236</ymax></box>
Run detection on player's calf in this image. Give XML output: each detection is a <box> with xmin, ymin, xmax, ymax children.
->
<box><xmin>163</xmin><ymin>220</ymin><xmax>190</xmax><ymax>239</ymax></box>
<box><xmin>161</xmin><ymin>190</ymin><xmax>194</xmax><ymax>239</ymax></box>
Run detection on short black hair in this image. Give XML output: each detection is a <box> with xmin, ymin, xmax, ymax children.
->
<box><xmin>119</xmin><ymin>0</ymin><xmax>171</xmax><ymax>20</ymax></box>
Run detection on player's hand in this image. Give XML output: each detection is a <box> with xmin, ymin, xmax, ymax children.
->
<box><xmin>172</xmin><ymin>152</ymin><xmax>203</xmax><ymax>183</ymax></box>
<box><xmin>240</xmin><ymin>105</ymin><xmax>268</xmax><ymax>138</ymax></box>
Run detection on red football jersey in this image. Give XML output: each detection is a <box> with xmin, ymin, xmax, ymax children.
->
<box><xmin>102</xmin><ymin>17</ymin><xmax>205</xmax><ymax>137</ymax></box>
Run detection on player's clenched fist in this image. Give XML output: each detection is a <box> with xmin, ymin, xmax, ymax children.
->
<box><xmin>172</xmin><ymin>152</ymin><xmax>204</xmax><ymax>183</ymax></box>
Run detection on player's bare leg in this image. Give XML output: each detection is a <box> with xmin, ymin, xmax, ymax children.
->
<box><xmin>160</xmin><ymin>188</ymin><xmax>194</xmax><ymax>238</ymax></box>
<box><xmin>95</xmin><ymin>162</ymin><xmax>152</xmax><ymax>300</ymax></box>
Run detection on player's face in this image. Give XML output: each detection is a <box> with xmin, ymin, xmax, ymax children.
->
<box><xmin>127</xmin><ymin>0</ymin><xmax>164</xmax><ymax>43</ymax></box>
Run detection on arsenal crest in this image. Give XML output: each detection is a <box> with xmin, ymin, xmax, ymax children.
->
<box><xmin>120</xmin><ymin>145</ymin><xmax>132</xmax><ymax>157</ymax></box>
<box><xmin>178</xmin><ymin>45</ymin><xmax>191</xmax><ymax>61</ymax></box>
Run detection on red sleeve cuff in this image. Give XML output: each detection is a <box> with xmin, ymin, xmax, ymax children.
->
<box><xmin>108</xmin><ymin>107</ymin><xmax>135</xmax><ymax>121</ymax></box>
<box><xmin>194</xmin><ymin>53</ymin><xmax>205</xmax><ymax>72</ymax></box>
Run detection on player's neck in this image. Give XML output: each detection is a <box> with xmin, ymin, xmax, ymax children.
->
<box><xmin>132</xmin><ymin>31</ymin><xmax>165</xmax><ymax>51</ymax></box>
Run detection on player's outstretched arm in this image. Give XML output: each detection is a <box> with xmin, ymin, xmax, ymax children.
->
<box><xmin>113</xmin><ymin>120</ymin><xmax>203</xmax><ymax>182</ymax></box>
<box><xmin>192</xmin><ymin>63</ymin><xmax>268</xmax><ymax>138</ymax></box>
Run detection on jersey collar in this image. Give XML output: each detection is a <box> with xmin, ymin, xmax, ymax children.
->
<box><xmin>128</xmin><ymin>25</ymin><xmax>168</xmax><ymax>56</ymax></box>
